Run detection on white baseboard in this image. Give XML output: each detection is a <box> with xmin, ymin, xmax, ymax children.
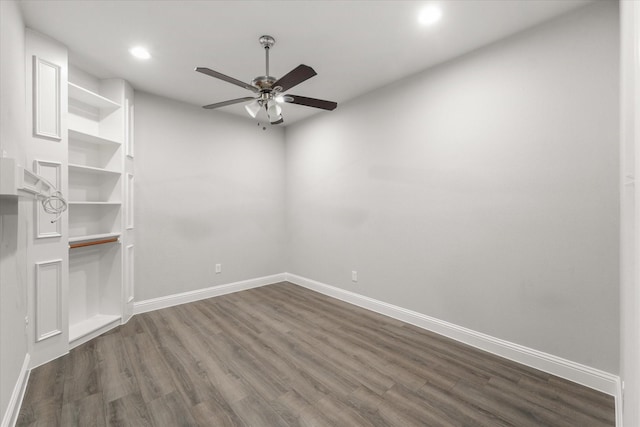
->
<box><xmin>285</xmin><ymin>273</ymin><xmax>621</xmax><ymax>399</ymax></box>
<box><xmin>133</xmin><ymin>273</ymin><xmax>287</xmax><ymax>315</ymax></box>
<box><xmin>616</xmin><ymin>380</ymin><xmax>623</xmax><ymax>427</ymax></box>
<box><xmin>1</xmin><ymin>353</ymin><xmax>30</xmax><ymax>427</ymax></box>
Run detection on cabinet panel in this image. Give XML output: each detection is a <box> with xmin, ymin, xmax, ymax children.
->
<box><xmin>34</xmin><ymin>160</ymin><xmax>62</xmax><ymax>238</ymax></box>
<box><xmin>33</xmin><ymin>56</ymin><xmax>61</xmax><ymax>140</ymax></box>
<box><xmin>35</xmin><ymin>259</ymin><xmax>63</xmax><ymax>342</ymax></box>
<box><xmin>126</xmin><ymin>173</ymin><xmax>134</xmax><ymax>230</ymax></box>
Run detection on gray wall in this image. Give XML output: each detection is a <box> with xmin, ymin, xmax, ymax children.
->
<box><xmin>285</xmin><ymin>1</ymin><xmax>619</xmax><ymax>373</ymax></box>
<box><xmin>0</xmin><ymin>0</ymin><xmax>28</xmax><ymax>420</ymax></box>
<box><xmin>134</xmin><ymin>92</ymin><xmax>286</xmax><ymax>301</ymax></box>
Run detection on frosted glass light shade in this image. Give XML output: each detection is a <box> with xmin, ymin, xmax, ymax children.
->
<box><xmin>245</xmin><ymin>101</ymin><xmax>261</xmax><ymax>118</ymax></box>
<box><xmin>266</xmin><ymin>100</ymin><xmax>282</xmax><ymax>123</ymax></box>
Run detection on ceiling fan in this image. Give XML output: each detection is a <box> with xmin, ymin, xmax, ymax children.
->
<box><xmin>195</xmin><ymin>35</ymin><xmax>337</xmax><ymax>125</ymax></box>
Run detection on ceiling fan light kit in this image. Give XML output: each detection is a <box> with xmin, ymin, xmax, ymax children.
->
<box><xmin>196</xmin><ymin>35</ymin><xmax>337</xmax><ymax>125</ymax></box>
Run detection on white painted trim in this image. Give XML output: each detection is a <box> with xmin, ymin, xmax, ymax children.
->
<box><xmin>285</xmin><ymin>273</ymin><xmax>621</xmax><ymax>398</ymax></box>
<box><xmin>132</xmin><ymin>273</ymin><xmax>286</xmax><ymax>315</ymax></box>
<box><xmin>28</xmin><ymin>351</ymin><xmax>69</xmax><ymax>371</ymax></box>
<box><xmin>34</xmin><ymin>259</ymin><xmax>62</xmax><ymax>342</ymax></box>
<box><xmin>1</xmin><ymin>353</ymin><xmax>30</xmax><ymax>427</ymax></box>
<box><xmin>126</xmin><ymin>102</ymin><xmax>134</xmax><ymax>158</ymax></box>
<box><xmin>68</xmin><ymin>316</ymin><xmax>122</xmax><ymax>350</ymax></box>
<box><xmin>125</xmin><ymin>244</ymin><xmax>134</xmax><ymax>303</ymax></box>
<box><xmin>33</xmin><ymin>160</ymin><xmax>62</xmax><ymax>238</ymax></box>
<box><xmin>620</xmin><ymin>2</ymin><xmax>640</xmax><ymax>427</ymax></box>
<box><xmin>32</xmin><ymin>55</ymin><xmax>61</xmax><ymax>140</ymax></box>
<box><xmin>125</xmin><ymin>174</ymin><xmax>134</xmax><ymax>230</ymax></box>
<box><xmin>617</xmin><ymin>379</ymin><xmax>624</xmax><ymax>427</ymax></box>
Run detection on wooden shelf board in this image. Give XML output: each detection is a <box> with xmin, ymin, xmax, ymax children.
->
<box><xmin>68</xmin><ymin>82</ymin><xmax>121</xmax><ymax>111</ymax></box>
<box><xmin>69</xmin><ymin>314</ymin><xmax>121</xmax><ymax>343</ymax></box>
<box><xmin>68</xmin><ymin>128</ymin><xmax>121</xmax><ymax>146</ymax></box>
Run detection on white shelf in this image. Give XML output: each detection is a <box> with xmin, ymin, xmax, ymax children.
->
<box><xmin>69</xmin><ymin>313</ymin><xmax>121</xmax><ymax>343</ymax></box>
<box><xmin>69</xmin><ymin>201</ymin><xmax>121</xmax><ymax>206</ymax></box>
<box><xmin>68</xmin><ymin>163</ymin><xmax>121</xmax><ymax>176</ymax></box>
<box><xmin>69</xmin><ymin>128</ymin><xmax>120</xmax><ymax>146</ymax></box>
<box><xmin>68</xmin><ymin>82</ymin><xmax>120</xmax><ymax>111</ymax></box>
<box><xmin>68</xmin><ymin>232</ymin><xmax>121</xmax><ymax>244</ymax></box>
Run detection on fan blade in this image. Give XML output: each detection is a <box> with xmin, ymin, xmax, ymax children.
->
<box><xmin>272</xmin><ymin>65</ymin><xmax>317</xmax><ymax>92</ymax></box>
<box><xmin>285</xmin><ymin>95</ymin><xmax>337</xmax><ymax>111</ymax></box>
<box><xmin>202</xmin><ymin>97</ymin><xmax>256</xmax><ymax>109</ymax></box>
<box><xmin>195</xmin><ymin>67</ymin><xmax>259</xmax><ymax>93</ymax></box>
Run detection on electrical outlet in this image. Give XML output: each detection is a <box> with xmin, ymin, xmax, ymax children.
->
<box><xmin>352</xmin><ymin>270</ymin><xmax>358</xmax><ymax>282</ymax></box>
<box><xmin>215</xmin><ymin>264</ymin><xmax>222</xmax><ymax>274</ymax></box>
<box><xmin>24</xmin><ymin>316</ymin><xmax>29</xmax><ymax>325</ymax></box>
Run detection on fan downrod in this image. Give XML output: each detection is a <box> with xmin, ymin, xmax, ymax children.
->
<box><xmin>253</xmin><ymin>35</ymin><xmax>277</xmax><ymax>91</ymax></box>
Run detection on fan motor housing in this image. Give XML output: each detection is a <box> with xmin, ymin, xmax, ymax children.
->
<box><xmin>252</xmin><ymin>75</ymin><xmax>277</xmax><ymax>90</ymax></box>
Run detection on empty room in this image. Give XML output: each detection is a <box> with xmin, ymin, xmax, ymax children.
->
<box><xmin>1</xmin><ymin>0</ymin><xmax>639</xmax><ymax>426</ymax></box>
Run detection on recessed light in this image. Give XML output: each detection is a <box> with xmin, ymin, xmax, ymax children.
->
<box><xmin>129</xmin><ymin>46</ymin><xmax>151</xmax><ymax>60</ymax></box>
<box><xmin>418</xmin><ymin>5</ymin><xmax>442</xmax><ymax>26</ymax></box>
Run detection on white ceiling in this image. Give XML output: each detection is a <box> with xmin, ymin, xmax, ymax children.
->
<box><xmin>19</xmin><ymin>0</ymin><xmax>592</xmax><ymax>125</ymax></box>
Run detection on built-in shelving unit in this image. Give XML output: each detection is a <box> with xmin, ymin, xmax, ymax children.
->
<box><xmin>68</xmin><ymin>82</ymin><xmax>120</xmax><ymax>111</ymax></box>
<box><xmin>67</xmin><ymin>69</ymin><xmax>131</xmax><ymax>347</ymax></box>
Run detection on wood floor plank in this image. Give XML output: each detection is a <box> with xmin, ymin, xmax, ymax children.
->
<box><xmin>63</xmin><ymin>340</ymin><xmax>100</xmax><ymax>404</ymax></box>
<box><xmin>416</xmin><ymin>380</ymin><xmax>512</xmax><ymax>427</ymax></box>
<box><xmin>190</xmin><ymin>396</ymin><xmax>247</xmax><ymax>427</ymax></box>
<box><xmin>60</xmin><ymin>393</ymin><xmax>106</xmax><ymax>427</ymax></box>
<box><xmin>22</xmin><ymin>355</ymin><xmax>67</xmax><ymax>404</ymax></box>
<box><xmin>517</xmin><ymin>375</ymin><xmax>616</xmax><ymax>424</ymax></box>
<box><xmin>17</xmin><ymin>355</ymin><xmax>67</xmax><ymax>427</ymax></box>
<box><xmin>487</xmin><ymin>376</ymin><xmax>613</xmax><ymax>427</ymax></box>
<box><xmin>230</xmin><ymin>395</ymin><xmax>292</xmax><ymax>427</ymax></box>
<box><xmin>105</xmin><ymin>392</ymin><xmax>153</xmax><ymax>427</ymax></box>
<box><xmin>313</xmin><ymin>395</ymin><xmax>377</xmax><ymax>427</ymax></box>
<box><xmin>95</xmin><ymin>333</ymin><xmax>139</xmax><ymax>403</ymax></box>
<box><xmin>383</xmin><ymin>383</ymin><xmax>458</xmax><ymax>427</ymax></box>
<box><xmin>146</xmin><ymin>391</ymin><xmax>198</xmax><ymax>427</ymax></box>
<box><xmin>343</xmin><ymin>386</ymin><xmax>393</xmax><ymax>427</ymax></box>
<box><xmin>17</xmin><ymin>282</ymin><xmax>616</xmax><ymax>427</ymax></box>
<box><xmin>121</xmin><ymin>333</ymin><xmax>176</xmax><ymax>402</ymax></box>
<box><xmin>452</xmin><ymin>379</ymin><xmax>554</xmax><ymax>427</ymax></box>
<box><xmin>16</xmin><ymin>398</ymin><xmax>63</xmax><ymax>427</ymax></box>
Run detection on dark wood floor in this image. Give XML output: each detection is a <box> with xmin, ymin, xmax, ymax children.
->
<box><xmin>17</xmin><ymin>282</ymin><xmax>615</xmax><ymax>426</ymax></box>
